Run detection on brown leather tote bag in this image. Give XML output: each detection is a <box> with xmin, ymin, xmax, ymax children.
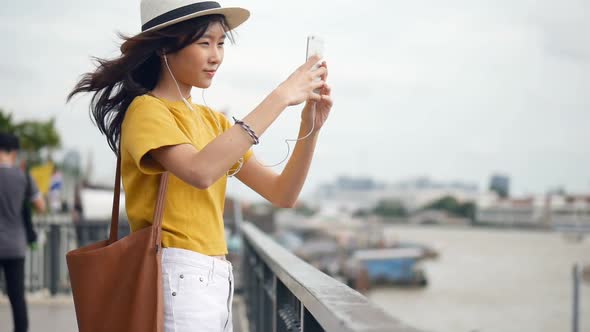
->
<box><xmin>66</xmin><ymin>154</ymin><xmax>168</xmax><ymax>332</ymax></box>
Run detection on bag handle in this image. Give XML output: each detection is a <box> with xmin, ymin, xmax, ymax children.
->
<box><xmin>108</xmin><ymin>153</ymin><xmax>168</xmax><ymax>251</ymax></box>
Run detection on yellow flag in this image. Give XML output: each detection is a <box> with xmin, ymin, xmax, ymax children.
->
<box><xmin>30</xmin><ymin>162</ymin><xmax>54</xmax><ymax>195</ymax></box>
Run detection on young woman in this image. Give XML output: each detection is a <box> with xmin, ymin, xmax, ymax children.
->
<box><xmin>68</xmin><ymin>1</ymin><xmax>332</xmax><ymax>331</ymax></box>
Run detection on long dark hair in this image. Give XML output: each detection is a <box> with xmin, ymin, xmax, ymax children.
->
<box><xmin>67</xmin><ymin>14</ymin><xmax>232</xmax><ymax>154</ymax></box>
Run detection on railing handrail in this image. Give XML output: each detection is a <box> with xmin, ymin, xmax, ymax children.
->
<box><xmin>241</xmin><ymin>222</ymin><xmax>423</xmax><ymax>332</ymax></box>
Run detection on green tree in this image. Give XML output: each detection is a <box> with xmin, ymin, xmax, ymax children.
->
<box><xmin>15</xmin><ymin>119</ymin><xmax>61</xmax><ymax>152</ymax></box>
<box><xmin>456</xmin><ymin>201</ymin><xmax>476</xmax><ymax>220</ymax></box>
<box><xmin>373</xmin><ymin>199</ymin><xmax>407</xmax><ymax>217</ymax></box>
<box><xmin>0</xmin><ymin>108</ymin><xmax>61</xmax><ymax>165</ymax></box>
<box><xmin>423</xmin><ymin>196</ymin><xmax>476</xmax><ymax>220</ymax></box>
<box><xmin>425</xmin><ymin>196</ymin><xmax>460</xmax><ymax>212</ymax></box>
<box><xmin>0</xmin><ymin>108</ymin><xmax>15</xmax><ymax>132</ymax></box>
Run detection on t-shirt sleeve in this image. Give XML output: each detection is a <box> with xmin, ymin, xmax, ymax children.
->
<box><xmin>216</xmin><ymin>112</ymin><xmax>254</xmax><ymax>169</ymax></box>
<box><xmin>122</xmin><ymin>96</ymin><xmax>192</xmax><ymax>174</ymax></box>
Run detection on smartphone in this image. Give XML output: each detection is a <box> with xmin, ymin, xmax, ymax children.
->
<box><xmin>306</xmin><ymin>35</ymin><xmax>324</xmax><ymax>61</ymax></box>
<box><xmin>306</xmin><ymin>35</ymin><xmax>325</xmax><ymax>92</ymax></box>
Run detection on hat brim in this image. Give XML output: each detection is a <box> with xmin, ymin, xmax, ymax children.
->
<box><xmin>142</xmin><ymin>7</ymin><xmax>250</xmax><ymax>33</ymax></box>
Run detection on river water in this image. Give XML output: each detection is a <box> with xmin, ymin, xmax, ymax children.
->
<box><xmin>367</xmin><ymin>225</ymin><xmax>590</xmax><ymax>332</ymax></box>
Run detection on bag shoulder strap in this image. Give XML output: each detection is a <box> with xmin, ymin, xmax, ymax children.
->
<box><xmin>108</xmin><ymin>153</ymin><xmax>168</xmax><ymax>251</ymax></box>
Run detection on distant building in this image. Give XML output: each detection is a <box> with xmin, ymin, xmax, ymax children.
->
<box><xmin>477</xmin><ymin>192</ymin><xmax>544</xmax><ymax>227</ymax></box>
<box><xmin>310</xmin><ymin>176</ymin><xmax>478</xmax><ymax>216</ymax></box>
<box><xmin>489</xmin><ymin>174</ymin><xmax>510</xmax><ymax>198</ymax></box>
<box><xmin>477</xmin><ymin>192</ymin><xmax>590</xmax><ymax>229</ymax></box>
<box><xmin>313</xmin><ymin>176</ymin><xmax>386</xmax><ymax>215</ymax></box>
<box><xmin>388</xmin><ymin>177</ymin><xmax>478</xmax><ymax>212</ymax></box>
<box><xmin>548</xmin><ymin>194</ymin><xmax>590</xmax><ymax>229</ymax></box>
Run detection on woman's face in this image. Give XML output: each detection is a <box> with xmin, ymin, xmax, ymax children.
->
<box><xmin>167</xmin><ymin>21</ymin><xmax>226</xmax><ymax>89</ymax></box>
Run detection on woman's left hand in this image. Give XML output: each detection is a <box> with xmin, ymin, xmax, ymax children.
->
<box><xmin>301</xmin><ymin>61</ymin><xmax>333</xmax><ymax>132</ymax></box>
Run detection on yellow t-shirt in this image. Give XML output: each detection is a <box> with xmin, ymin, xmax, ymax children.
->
<box><xmin>120</xmin><ymin>94</ymin><xmax>253</xmax><ymax>255</ymax></box>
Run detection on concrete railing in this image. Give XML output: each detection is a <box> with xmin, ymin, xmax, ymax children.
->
<box><xmin>240</xmin><ymin>222</ymin><xmax>424</xmax><ymax>332</ymax></box>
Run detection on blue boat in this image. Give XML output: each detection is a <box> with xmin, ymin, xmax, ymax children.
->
<box><xmin>346</xmin><ymin>247</ymin><xmax>431</xmax><ymax>288</ymax></box>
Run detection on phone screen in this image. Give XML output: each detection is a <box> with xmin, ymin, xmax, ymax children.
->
<box><xmin>306</xmin><ymin>35</ymin><xmax>324</xmax><ymax>60</ymax></box>
<box><xmin>306</xmin><ymin>36</ymin><xmax>324</xmax><ymax>93</ymax></box>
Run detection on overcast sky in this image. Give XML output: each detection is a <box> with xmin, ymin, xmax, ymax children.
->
<box><xmin>1</xmin><ymin>0</ymin><xmax>589</xmax><ymax>202</ymax></box>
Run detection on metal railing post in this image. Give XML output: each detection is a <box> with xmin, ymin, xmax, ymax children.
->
<box><xmin>49</xmin><ymin>224</ymin><xmax>60</xmax><ymax>296</ymax></box>
<box><xmin>573</xmin><ymin>263</ymin><xmax>580</xmax><ymax>332</ymax></box>
<box><xmin>272</xmin><ymin>275</ymin><xmax>277</xmax><ymax>332</ymax></box>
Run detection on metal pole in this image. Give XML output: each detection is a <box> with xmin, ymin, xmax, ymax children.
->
<box><xmin>49</xmin><ymin>224</ymin><xmax>60</xmax><ymax>296</ymax></box>
<box><xmin>573</xmin><ymin>263</ymin><xmax>579</xmax><ymax>332</ymax></box>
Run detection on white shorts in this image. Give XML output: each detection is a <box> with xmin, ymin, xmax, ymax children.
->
<box><xmin>162</xmin><ymin>247</ymin><xmax>234</xmax><ymax>332</ymax></box>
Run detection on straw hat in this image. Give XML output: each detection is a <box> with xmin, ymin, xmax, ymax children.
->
<box><xmin>140</xmin><ymin>0</ymin><xmax>250</xmax><ymax>33</ymax></box>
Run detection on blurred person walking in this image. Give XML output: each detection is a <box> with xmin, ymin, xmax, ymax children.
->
<box><xmin>0</xmin><ymin>132</ymin><xmax>46</xmax><ymax>332</ymax></box>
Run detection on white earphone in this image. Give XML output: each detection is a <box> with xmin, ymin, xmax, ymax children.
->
<box><xmin>163</xmin><ymin>53</ymin><xmax>244</xmax><ymax>176</ymax></box>
<box><xmin>161</xmin><ymin>52</ymin><xmax>316</xmax><ymax>173</ymax></box>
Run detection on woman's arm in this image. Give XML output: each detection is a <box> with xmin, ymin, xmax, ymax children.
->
<box><xmin>235</xmin><ymin>115</ymin><xmax>319</xmax><ymax>208</ymax></box>
<box><xmin>237</xmin><ymin>68</ymin><xmax>332</xmax><ymax>207</ymax></box>
<box><xmin>150</xmin><ymin>56</ymin><xmax>326</xmax><ymax>189</ymax></box>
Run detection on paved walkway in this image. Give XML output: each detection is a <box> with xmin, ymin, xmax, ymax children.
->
<box><xmin>0</xmin><ymin>294</ymin><xmax>248</xmax><ymax>332</ymax></box>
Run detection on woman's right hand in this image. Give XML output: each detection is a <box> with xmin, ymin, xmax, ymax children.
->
<box><xmin>275</xmin><ymin>55</ymin><xmax>327</xmax><ymax>107</ymax></box>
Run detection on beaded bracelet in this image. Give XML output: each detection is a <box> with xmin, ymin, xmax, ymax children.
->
<box><xmin>232</xmin><ymin>116</ymin><xmax>260</xmax><ymax>145</ymax></box>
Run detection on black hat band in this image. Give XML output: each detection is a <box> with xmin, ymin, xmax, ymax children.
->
<box><xmin>142</xmin><ymin>1</ymin><xmax>221</xmax><ymax>31</ymax></box>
